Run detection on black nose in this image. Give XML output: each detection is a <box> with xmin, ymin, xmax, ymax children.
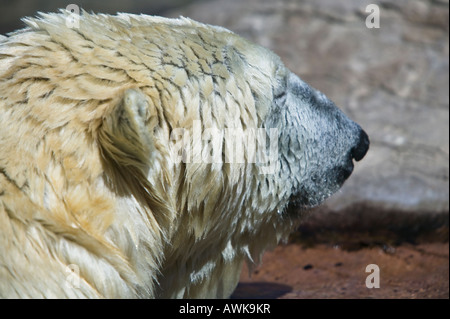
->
<box><xmin>351</xmin><ymin>129</ymin><xmax>370</xmax><ymax>161</ymax></box>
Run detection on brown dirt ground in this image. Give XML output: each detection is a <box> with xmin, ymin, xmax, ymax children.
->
<box><xmin>232</xmin><ymin>242</ymin><xmax>449</xmax><ymax>299</ymax></box>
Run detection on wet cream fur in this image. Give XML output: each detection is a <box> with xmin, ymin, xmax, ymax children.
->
<box><xmin>0</xmin><ymin>11</ymin><xmax>298</xmax><ymax>298</ymax></box>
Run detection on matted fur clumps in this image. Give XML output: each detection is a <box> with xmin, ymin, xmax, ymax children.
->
<box><xmin>0</xmin><ymin>11</ymin><xmax>368</xmax><ymax>298</ymax></box>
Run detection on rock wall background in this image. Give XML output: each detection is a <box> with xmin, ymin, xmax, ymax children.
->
<box><xmin>1</xmin><ymin>0</ymin><xmax>448</xmax><ymax>243</ymax></box>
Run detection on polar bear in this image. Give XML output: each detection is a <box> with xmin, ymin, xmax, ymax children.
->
<box><xmin>0</xmin><ymin>11</ymin><xmax>369</xmax><ymax>298</ymax></box>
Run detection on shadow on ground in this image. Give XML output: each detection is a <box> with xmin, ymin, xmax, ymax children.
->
<box><xmin>231</xmin><ymin>282</ymin><xmax>292</xmax><ymax>299</ymax></box>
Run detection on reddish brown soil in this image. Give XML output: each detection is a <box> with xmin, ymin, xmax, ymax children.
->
<box><xmin>232</xmin><ymin>242</ymin><xmax>449</xmax><ymax>299</ymax></box>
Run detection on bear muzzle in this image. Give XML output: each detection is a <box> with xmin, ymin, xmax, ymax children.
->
<box><xmin>340</xmin><ymin>128</ymin><xmax>370</xmax><ymax>182</ymax></box>
<box><xmin>351</xmin><ymin>129</ymin><xmax>370</xmax><ymax>162</ymax></box>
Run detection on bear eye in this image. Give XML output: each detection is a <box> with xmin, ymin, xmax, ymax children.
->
<box><xmin>273</xmin><ymin>67</ymin><xmax>288</xmax><ymax>104</ymax></box>
<box><xmin>273</xmin><ymin>78</ymin><xmax>287</xmax><ymax>106</ymax></box>
<box><xmin>274</xmin><ymin>90</ymin><xmax>287</xmax><ymax>102</ymax></box>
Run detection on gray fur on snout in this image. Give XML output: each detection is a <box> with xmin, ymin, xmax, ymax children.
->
<box><xmin>266</xmin><ymin>71</ymin><xmax>364</xmax><ymax>209</ymax></box>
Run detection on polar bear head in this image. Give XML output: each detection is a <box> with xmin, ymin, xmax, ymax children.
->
<box><xmin>0</xmin><ymin>11</ymin><xmax>368</xmax><ymax>298</ymax></box>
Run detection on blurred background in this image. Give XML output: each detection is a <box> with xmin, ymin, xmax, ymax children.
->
<box><xmin>1</xmin><ymin>0</ymin><xmax>448</xmax><ymax>298</ymax></box>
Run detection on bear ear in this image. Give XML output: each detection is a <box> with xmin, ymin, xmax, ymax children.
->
<box><xmin>97</xmin><ymin>88</ymin><xmax>157</xmax><ymax>196</ymax></box>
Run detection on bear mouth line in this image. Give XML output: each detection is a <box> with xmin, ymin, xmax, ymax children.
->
<box><xmin>286</xmin><ymin>161</ymin><xmax>354</xmax><ymax>212</ymax></box>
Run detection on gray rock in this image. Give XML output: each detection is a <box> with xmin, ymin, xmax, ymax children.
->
<box><xmin>165</xmin><ymin>0</ymin><xmax>449</xmax><ymax>238</ymax></box>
